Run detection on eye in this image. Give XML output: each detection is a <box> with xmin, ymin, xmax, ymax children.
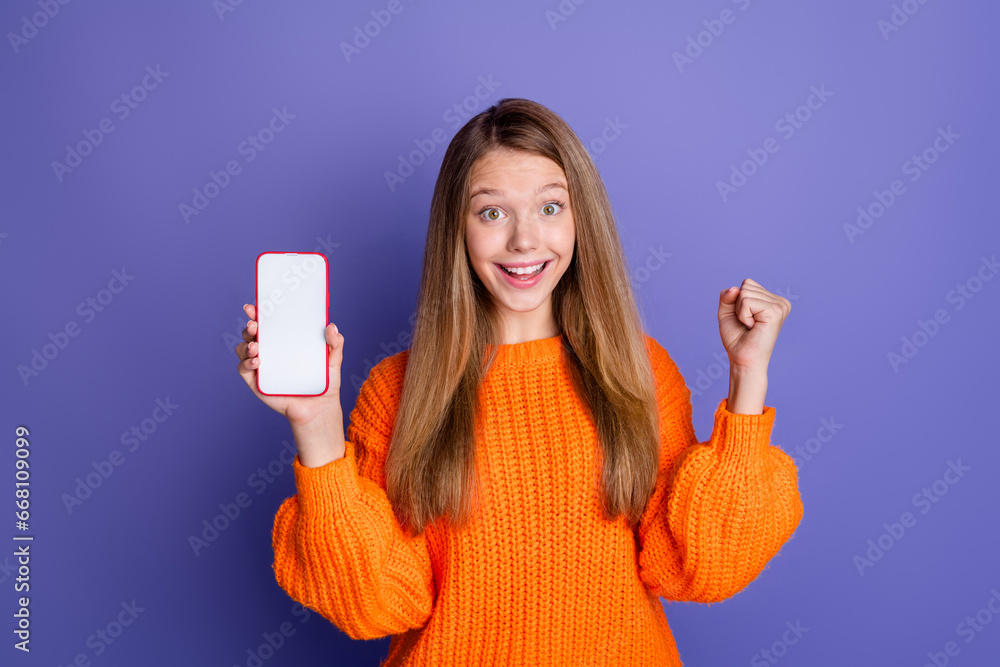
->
<box><xmin>478</xmin><ymin>206</ymin><xmax>506</xmax><ymax>222</ymax></box>
<box><xmin>541</xmin><ymin>201</ymin><xmax>565</xmax><ymax>216</ymax></box>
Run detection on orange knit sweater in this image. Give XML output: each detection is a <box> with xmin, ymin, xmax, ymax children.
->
<box><xmin>271</xmin><ymin>334</ymin><xmax>804</xmax><ymax>666</ymax></box>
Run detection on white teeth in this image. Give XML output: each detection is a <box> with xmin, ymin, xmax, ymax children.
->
<box><xmin>501</xmin><ymin>262</ymin><xmax>545</xmax><ymax>275</ymax></box>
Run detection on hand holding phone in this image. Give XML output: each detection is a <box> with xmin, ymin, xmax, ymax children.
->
<box><xmin>235</xmin><ymin>252</ymin><xmax>348</xmax><ymax>467</ymax></box>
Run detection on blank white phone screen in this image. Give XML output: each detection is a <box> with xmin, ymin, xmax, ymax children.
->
<box><xmin>256</xmin><ymin>252</ymin><xmax>328</xmax><ymax>396</ymax></box>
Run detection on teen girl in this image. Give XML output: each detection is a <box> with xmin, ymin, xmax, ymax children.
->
<box><xmin>236</xmin><ymin>97</ymin><xmax>802</xmax><ymax>666</ymax></box>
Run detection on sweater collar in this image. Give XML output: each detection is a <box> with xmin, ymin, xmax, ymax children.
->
<box><xmin>490</xmin><ymin>334</ymin><xmax>564</xmax><ymax>366</ymax></box>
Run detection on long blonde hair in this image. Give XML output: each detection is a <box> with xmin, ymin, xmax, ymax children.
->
<box><xmin>385</xmin><ymin>97</ymin><xmax>660</xmax><ymax>537</ymax></box>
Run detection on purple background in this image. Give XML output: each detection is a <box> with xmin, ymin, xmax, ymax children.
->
<box><xmin>4</xmin><ymin>1</ymin><xmax>999</xmax><ymax>665</ymax></box>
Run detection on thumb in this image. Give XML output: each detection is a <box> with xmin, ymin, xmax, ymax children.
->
<box><xmin>326</xmin><ymin>323</ymin><xmax>344</xmax><ymax>369</ymax></box>
<box><xmin>718</xmin><ymin>286</ymin><xmax>738</xmax><ymax>319</ymax></box>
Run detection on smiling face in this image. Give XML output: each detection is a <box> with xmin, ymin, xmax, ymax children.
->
<box><xmin>465</xmin><ymin>149</ymin><xmax>575</xmax><ymax>343</ymax></box>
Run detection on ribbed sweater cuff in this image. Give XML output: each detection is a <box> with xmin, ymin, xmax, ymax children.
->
<box><xmin>291</xmin><ymin>438</ymin><xmax>363</xmax><ymax>518</ymax></box>
<box><xmin>714</xmin><ymin>397</ymin><xmax>776</xmax><ymax>458</ymax></box>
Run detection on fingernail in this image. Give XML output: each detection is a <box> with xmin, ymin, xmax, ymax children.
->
<box><xmin>333</xmin><ymin>324</ymin><xmax>338</xmax><ymax>334</ymax></box>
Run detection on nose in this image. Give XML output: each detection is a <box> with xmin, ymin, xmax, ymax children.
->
<box><xmin>506</xmin><ymin>214</ymin><xmax>539</xmax><ymax>253</ymax></box>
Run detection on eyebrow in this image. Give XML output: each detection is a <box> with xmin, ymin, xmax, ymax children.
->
<box><xmin>469</xmin><ymin>182</ymin><xmax>567</xmax><ymax>200</ymax></box>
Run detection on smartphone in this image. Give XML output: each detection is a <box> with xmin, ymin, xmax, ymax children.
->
<box><xmin>255</xmin><ymin>252</ymin><xmax>329</xmax><ymax>396</ymax></box>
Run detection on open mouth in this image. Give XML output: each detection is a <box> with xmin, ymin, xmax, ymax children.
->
<box><xmin>496</xmin><ymin>261</ymin><xmax>548</xmax><ymax>281</ymax></box>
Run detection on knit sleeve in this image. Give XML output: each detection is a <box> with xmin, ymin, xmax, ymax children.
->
<box><xmin>270</xmin><ymin>354</ymin><xmax>436</xmax><ymax>640</ymax></box>
<box><xmin>636</xmin><ymin>338</ymin><xmax>804</xmax><ymax>603</ymax></box>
